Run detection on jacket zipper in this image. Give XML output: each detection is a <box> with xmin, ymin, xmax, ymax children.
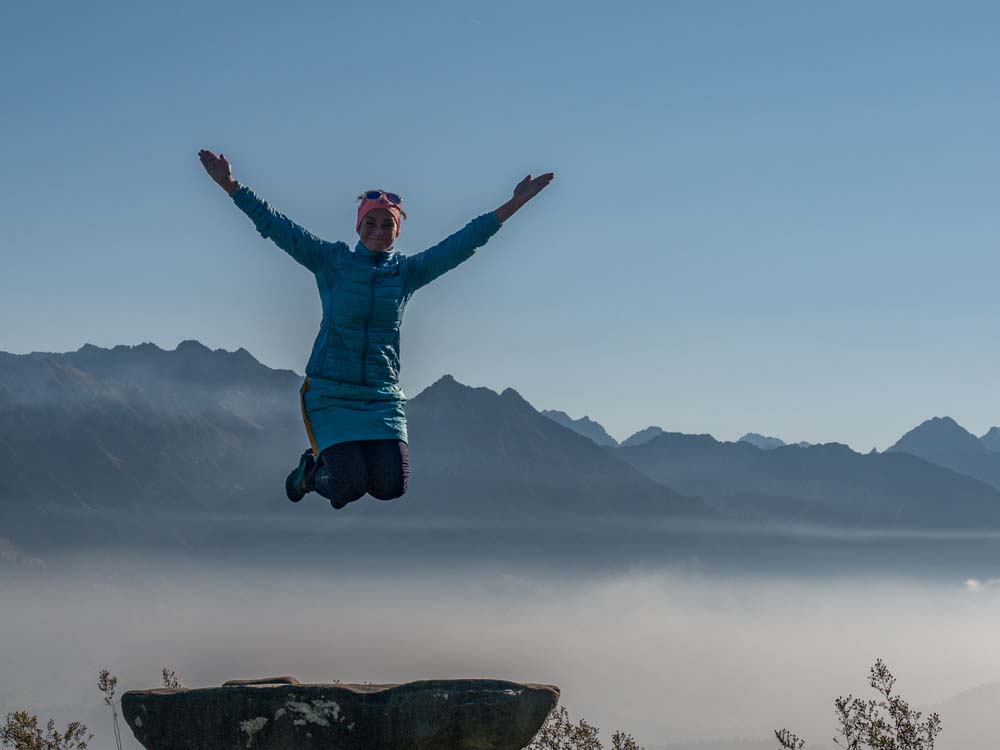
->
<box><xmin>360</xmin><ymin>268</ymin><xmax>377</xmax><ymax>384</ymax></box>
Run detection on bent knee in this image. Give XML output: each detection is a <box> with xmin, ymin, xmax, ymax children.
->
<box><xmin>322</xmin><ymin>485</ymin><xmax>367</xmax><ymax>509</ymax></box>
<box><xmin>314</xmin><ymin>470</ymin><xmax>367</xmax><ymax>508</ymax></box>
<box><xmin>368</xmin><ymin>480</ymin><xmax>408</xmax><ymax>502</ymax></box>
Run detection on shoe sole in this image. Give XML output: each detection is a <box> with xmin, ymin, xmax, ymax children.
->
<box><xmin>285</xmin><ymin>470</ymin><xmax>307</xmax><ymax>503</ymax></box>
<box><xmin>285</xmin><ymin>450</ymin><xmax>317</xmax><ymax>503</ymax></box>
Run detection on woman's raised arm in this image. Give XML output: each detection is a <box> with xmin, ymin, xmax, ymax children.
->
<box><xmin>493</xmin><ymin>172</ymin><xmax>555</xmax><ymax>223</ymax></box>
<box><xmin>405</xmin><ymin>171</ymin><xmax>555</xmax><ymax>293</ymax></box>
<box><xmin>198</xmin><ymin>149</ymin><xmax>336</xmax><ymax>272</ymax></box>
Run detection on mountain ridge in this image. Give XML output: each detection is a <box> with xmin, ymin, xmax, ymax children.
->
<box><xmin>6</xmin><ymin>342</ymin><xmax>1000</xmax><ymax>531</ymax></box>
<box><xmin>621</xmin><ymin>426</ymin><xmax>666</xmax><ymax>448</ymax></box>
<box><xmin>888</xmin><ymin>416</ymin><xmax>1000</xmax><ymax>491</ymax></box>
<box><xmin>0</xmin><ymin>345</ymin><xmax>713</xmax><ymax>522</ymax></box>
<box><xmin>541</xmin><ymin>409</ymin><xmax>619</xmax><ymax>447</ymax></box>
<box><xmin>615</xmin><ymin>431</ymin><xmax>1000</xmax><ymax>529</ymax></box>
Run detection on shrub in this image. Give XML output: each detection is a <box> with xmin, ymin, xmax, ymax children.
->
<box><xmin>0</xmin><ymin>712</ymin><xmax>91</xmax><ymax>750</ymax></box>
<box><xmin>528</xmin><ymin>705</ymin><xmax>642</xmax><ymax>750</ymax></box>
<box><xmin>160</xmin><ymin>669</ymin><xmax>182</xmax><ymax>689</ymax></box>
<box><xmin>775</xmin><ymin>659</ymin><xmax>942</xmax><ymax>750</ymax></box>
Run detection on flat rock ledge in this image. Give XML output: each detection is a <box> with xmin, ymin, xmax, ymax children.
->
<box><xmin>121</xmin><ymin>677</ymin><xmax>559</xmax><ymax>750</ymax></box>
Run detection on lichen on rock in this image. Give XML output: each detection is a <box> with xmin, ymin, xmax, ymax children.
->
<box><xmin>239</xmin><ymin>717</ymin><xmax>268</xmax><ymax>748</ymax></box>
<box><xmin>284</xmin><ymin>699</ymin><xmax>343</xmax><ymax>727</ymax></box>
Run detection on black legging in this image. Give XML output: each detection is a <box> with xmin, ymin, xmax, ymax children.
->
<box><xmin>312</xmin><ymin>439</ymin><xmax>409</xmax><ymax>509</ymax></box>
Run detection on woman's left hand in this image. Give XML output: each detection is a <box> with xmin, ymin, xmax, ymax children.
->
<box><xmin>494</xmin><ymin>171</ymin><xmax>555</xmax><ymax>224</ymax></box>
<box><xmin>512</xmin><ymin>173</ymin><xmax>555</xmax><ymax>205</ymax></box>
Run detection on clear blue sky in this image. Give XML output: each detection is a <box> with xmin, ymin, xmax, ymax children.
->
<box><xmin>3</xmin><ymin>0</ymin><xmax>1000</xmax><ymax>450</ymax></box>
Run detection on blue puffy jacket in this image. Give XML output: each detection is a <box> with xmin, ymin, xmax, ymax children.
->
<box><xmin>233</xmin><ymin>186</ymin><xmax>501</xmax><ymax>387</ymax></box>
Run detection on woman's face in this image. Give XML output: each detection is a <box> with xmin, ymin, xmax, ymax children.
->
<box><xmin>358</xmin><ymin>208</ymin><xmax>399</xmax><ymax>253</ymax></box>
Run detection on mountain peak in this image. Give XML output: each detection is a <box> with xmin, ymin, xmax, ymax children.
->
<box><xmin>176</xmin><ymin>339</ymin><xmax>211</xmax><ymax>352</ymax></box>
<box><xmin>981</xmin><ymin>427</ymin><xmax>1000</xmax><ymax>453</ymax></box>
<box><xmin>888</xmin><ymin>416</ymin><xmax>996</xmax><ymax>488</ymax></box>
<box><xmin>413</xmin><ymin>376</ymin><xmax>502</xmax><ymax>409</ymax></box>
<box><xmin>500</xmin><ymin>387</ymin><xmax>533</xmax><ymax>408</ymax></box>
<box><xmin>739</xmin><ymin>433</ymin><xmax>787</xmax><ymax>450</ymax></box>
<box><xmin>924</xmin><ymin>416</ymin><xmax>960</xmax><ymax>429</ymax></box>
<box><xmin>621</xmin><ymin>426</ymin><xmax>665</xmax><ymax>448</ymax></box>
<box><xmin>541</xmin><ymin>409</ymin><xmax>619</xmax><ymax>447</ymax></box>
<box><xmin>891</xmin><ymin>416</ymin><xmax>984</xmax><ymax>455</ymax></box>
<box><xmin>887</xmin><ymin>416</ymin><xmax>1000</xmax><ymax>492</ymax></box>
<box><xmin>423</xmin><ymin>374</ymin><xmax>474</xmax><ymax>395</ymax></box>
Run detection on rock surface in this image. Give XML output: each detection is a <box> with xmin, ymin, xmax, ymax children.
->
<box><xmin>121</xmin><ymin>677</ymin><xmax>559</xmax><ymax>750</ymax></box>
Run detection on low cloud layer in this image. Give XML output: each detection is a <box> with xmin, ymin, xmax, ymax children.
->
<box><xmin>3</xmin><ymin>563</ymin><xmax>1000</xmax><ymax>750</ymax></box>
<box><xmin>964</xmin><ymin>577</ymin><xmax>1000</xmax><ymax>593</ymax></box>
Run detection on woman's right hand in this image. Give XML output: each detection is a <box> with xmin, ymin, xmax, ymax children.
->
<box><xmin>198</xmin><ymin>149</ymin><xmax>240</xmax><ymax>195</ymax></box>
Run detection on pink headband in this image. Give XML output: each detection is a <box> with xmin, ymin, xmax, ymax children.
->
<box><xmin>356</xmin><ymin>195</ymin><xmax>404</xmax><ymax>233</ymax></box>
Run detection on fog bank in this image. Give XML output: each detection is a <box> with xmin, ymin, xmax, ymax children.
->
<box><xmin>3</xmin><ymin>561</ymin><xmax>1000</xmax><ymax>749</ymax></box>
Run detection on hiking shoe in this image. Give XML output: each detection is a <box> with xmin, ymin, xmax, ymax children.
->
<box><xmin>285</xmin><ymin>449</ymin><xmax>316</xmax><ymax>502</ymax></box>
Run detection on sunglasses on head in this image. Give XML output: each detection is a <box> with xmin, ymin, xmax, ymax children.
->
<box><xmin>362</xmin><ymin>190</ymin><xmax>403</xmax><ymax>205</ymax></box>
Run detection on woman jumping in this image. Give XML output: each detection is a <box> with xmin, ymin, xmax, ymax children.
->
<box><xmin>198</xmin><ymin>149</ymin><xmax>554</xmax><ymax>509</ymax></box>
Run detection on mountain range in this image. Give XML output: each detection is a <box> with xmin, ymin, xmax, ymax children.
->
<box><xmin>3</xmin><ymin>342</ymin><xmax>1000</xmax><ymax>531</ymax></box>
<box><xmin>0</xmin><ymin>343</ymin><xmax>710</xmax><ymax>522</ymax></box>
<box><xmin>614</xmin><ymin>433</ymin><xmax>1000</xmax><ymax>528</ymax></box>
<box><xmin>539</xmin><ymin>411</ymin><xmax>668</xmax><ymax>448</ymax></box>
<box><xmin>0</xmin><ymin>341</ymin><xmax>302</xmax><ymax>513</ymax></box>
<box><xmin>404</xmin><ymin>377</ymin><xmax>709</xmax><ymax>520</ymax></box>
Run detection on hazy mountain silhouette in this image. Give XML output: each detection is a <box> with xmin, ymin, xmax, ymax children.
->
<box><xmin>980</xmin><ymin>426</ymin><xmax>1000</xmax><ymax>453</ymax></box>
<box><xmin>8</xmin><ymin>343</ymin><xmax>1000</xmax><ymax>531</ymax></box>
<box><xmin>63</xmin><ymin>340</ymin><xmax>298</xmax><ymax>390</ymax></box>
<box><xmin>739</xmin><ymin>433</ymin><xmax>813</xmax><ymax>450</ymax></box>
<box><xmin>0</xmin><ymin>345</ymin><xmax>712</xmax><ymax>523</ymax></box>
<box><xmin>541</xmin><ymin>409</ymin><xmax>619</xmax><ymax>447</ymax></box>
<box><xmin>621</xmin><ymin>426</ymin><xmax>665</xmax><ymax>447</ymax></box>
<box><xmin>615</xmin><ymin>432</ymin><xmax>1000</xmax><ymax>528</ymax></box>
<box><xmin>927</xmin><ymin>682</ymin><xmax>1000</xmax><ymax>750</ymax></box>
<box><xmin>0</xmin><ymin>343</ymin><xmax>303</xmax><ymax>513</ymax></box>
<box><xmin>738</xmin><ymin>433</ymin><xmax>786</xmax><ymax>450</ymax></box>
<box><xmin>400</xmin><ymin>376</ymin><xmax>711</xmax><ymax>520</ymax></box>
<box><xmin>888</xmin><ymin>417</ymin><xmax>1000</xmax><ymax>491</ymax></box>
